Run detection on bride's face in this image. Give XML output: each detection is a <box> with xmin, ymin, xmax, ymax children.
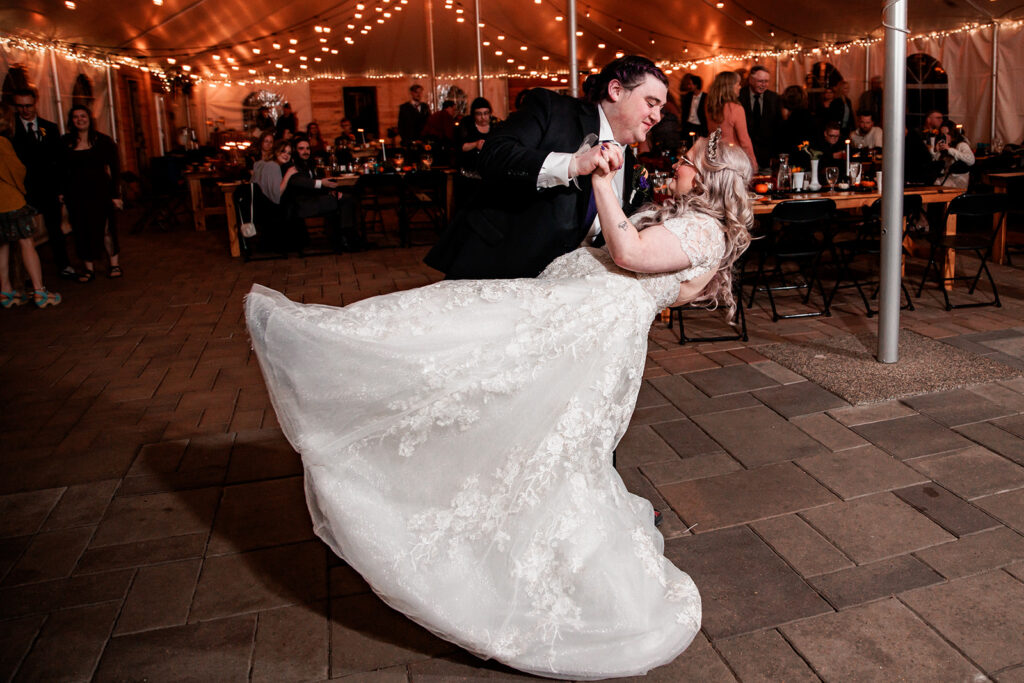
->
<box><xmin>670</xmin><ymin>150</ymin><xmax>700</xmax><ymax>197</ymax></box>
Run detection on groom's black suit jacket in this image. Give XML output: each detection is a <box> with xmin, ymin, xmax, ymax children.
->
<box><xmin>425</xmin><ymin>88</ymin><xmax>644</xmax><ymax>280</ymax></box>
<box><xmin>12</xmin><ymin>117</ymin><xmax>62</xmax><ymax>208</ymax></box>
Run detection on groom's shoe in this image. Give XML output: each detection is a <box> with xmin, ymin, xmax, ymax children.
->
<box><xmin>654</xmin><ymin>510</ymin><xmax>663</xmax><ymax>527</ymax></box>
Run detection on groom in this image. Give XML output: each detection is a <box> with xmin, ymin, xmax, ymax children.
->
<box><xmin>425</xmin><ymin>55</ymin><xmax>668</xmax><ymax>279</ymax></box>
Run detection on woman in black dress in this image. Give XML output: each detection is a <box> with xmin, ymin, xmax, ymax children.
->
<box><xmin>456</xmin><ymin>97</ymin><xmax>495</xmax><ymax>177</ymax></box>
<box><xmin>60</xmin><ymin>105</ymin><xmax>122</xmax><ymax>282</ymax></box>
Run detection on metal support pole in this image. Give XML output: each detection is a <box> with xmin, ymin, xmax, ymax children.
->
<box><xmin>49</xmin><ymin>48</ymin><xmax>65</xmax><ymax>135</ymax></box>
<box><xmin>878</xmin><ymin>0</ymin><xmax>908</xmax><ymax>363</ymax></box>
<box><xmin>155</xmin><ymin>94</ymin><xmax>166</xmax><ymax>156</ymax></box>
<box><xmin>106</xmin><ymin>64</ymin><xmax>119</xmax><ymax>143</ymax></box>
<box><xmin>474</xmin><ymin>0</ymin><xmax>484</xmax><ymax>97</ymax></box>
<box><xmin>425</xmin><ymin>0</ymin><xmax>438</xmax><ymax>109</ymax></box>
<box><xmin>865</xmin><ymin>43</ymin><xmax>871</xmax><ymax>91</ymax></box>
<box><xmin>775</xmin><ymin>55</ymin><xmax>781</xmax><ymax>92</ymax></box>
<box><xmin>568</xmin><ymin>0</ymin><xmax>578</xmax><ymax>98</ymax></box>
<box><xmin>990</xmin><ymin>22</ymin><xmax>998</xmax><ymax>144</ymax></box>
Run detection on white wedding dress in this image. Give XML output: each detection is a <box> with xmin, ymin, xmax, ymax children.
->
<box><xmin>245</xmin><ymin>212</ymin><xmax>725</xmax><ymax>680</ymax></box>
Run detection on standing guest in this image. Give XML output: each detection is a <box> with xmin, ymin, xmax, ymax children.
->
<box><xmin>813</xmin><ymin>86</ymin><xmax>836</xmax><ymax>131</ymax></box>
<box><xmin>421</xmin><ymin>100</ymin><xmax>458</xmax><ymax>151</ymax></box>
<box><xmin>456</xmin><ymin>97</ymin><xmax>495</xmax><ymax>176</ymax></box>
<box><xmin>738</xmin><ymin>65</ymin><xmax>782</xmax><ymax>169</ymax></box>
<box><xmin>426</xmin><ymin>55</ymin><xmax>668</xmax><ymax>280</ymax></box>
<box><xmin>679</xmin><ymin>74</ymin><xmax>708</xmax><ymax>138</ymax></box>
<box><xmin>850</xmin><ymin>111</ymin><xmax>883</xmax><ymax>154</ymax></box>
<box><xmin>276</xmin><ymin>103</ymin><xmax>298</xmax><ymax>139</ymax></box>
<box><xmin>827</xmin><ymin>80</ymin><xmax>855</xmax><ymax>138</ymax></box>
<box><xmin>0</xmin><ymin>104</ymin><xmax>61</xmax><ymax>308</ymax></box>
<box><xmin>932</xmin><ymin>119</ymin><xmax>974</xmax><ymax>188</ymax></box>
<box><xmin>857</xmin><ymin>76</ymin><xmax>883</xmax><ymax>125</ymax></box>
<box><xmin>779</xmin><ymin>85</ymin><xmax>814</xmax><ymax>164</ymax></box>
<box><xmin>705</xmin><ymin>71</ymin><xmax>758</xmax><ymax>168</ymax></box>
<box><xmin>60</xmin><ymin>105</ymin><xmax>122</xmax><ymax>282</ymax></box>
<box><xmin>11</xmin><ymin>88</ymin><xmax>76</xmax><ymax>281</ymax></box>
<box><xmin>398</xmin><ymin>85</ymin><xmax>430</xmax><ymax>146</ymax></box>
<box><xmin>306</xmin><ymin>122</ymin><xmax>329</xmax><ymax>160</ymax></box>
<box><xmin>254</xmin><ymin>106</ymin><xmax>275</xmax><ymax>136</ymax></box>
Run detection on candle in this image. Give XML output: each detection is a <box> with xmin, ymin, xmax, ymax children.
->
<box><xmin>845</xmin><ymin>139</ymin><xmax>851</xmax><ymax>177</ymax></box>
<box><xmin>358</xmin><ymin>128</ymin><xmax>366</xmax><ymax>146</ymax></box>
<box><xmin>380</xmin><ymin>139</ymin><xmax>386</xmax><ymax>161</ymax></box>
<box><xmin>689</xmin><ymin>131</ymin><xmax>695</xmax><ymax>148</ymax></box>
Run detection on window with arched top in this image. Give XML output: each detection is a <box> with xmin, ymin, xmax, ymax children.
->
<box><xmin>242</xmin><ymin>90</ymin><xmax>284</xmax><ymax>132</ymax></box>
<box><xmin>906</xmin><ymin>53</ymin><xmax>948</xmax><ymax>131</ymax></box>
<box><xmin>805</xmin><ymin>62</ymin><xmax>845</xmax><ymax>116</ymax></box>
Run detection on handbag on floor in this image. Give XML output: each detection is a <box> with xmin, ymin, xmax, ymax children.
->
<box><xmin>240</xmin><ymin>182</ymin><xmax>257</xmax><ymax>238</ymax></box>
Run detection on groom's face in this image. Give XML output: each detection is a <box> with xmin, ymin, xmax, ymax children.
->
<box><xmin>604</xmin><ymin>74</ymin><xmax>667</xmax><ymax>146</ymax></box>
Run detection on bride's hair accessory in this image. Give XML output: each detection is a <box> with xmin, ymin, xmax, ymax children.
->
<box><xmin>707</xmin><ymin>129</ymin><xmax>722</xmax><ymax>162</ymax></box>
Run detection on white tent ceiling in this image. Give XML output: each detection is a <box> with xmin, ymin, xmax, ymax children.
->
<box><xmin>2</xmin><ymin>0</ymin><xmax>1022</xmax><ymax>82</ymax></box>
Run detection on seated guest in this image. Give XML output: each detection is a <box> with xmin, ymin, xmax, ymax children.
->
<box><xmin>705</xmin><ymin>71</ymin><xmax>758</xmax><ymax>168</ymax></box>
<box><xmin>284</xmin><ymin>138</ymin><xmax>362</xmax><ymax>252</ymax></box>
<box><xmin>334</xmin><ymin>117</ymin><xmax>357</xmax><ymax>147</ymax></box>
<box><xmin>252</xmin><ymin>139</ymin><xmax>294</xmax><ymax>205</ymax></box>
<box><xmin>904</xmin><ymin>126</ymin><xmax>938</xmax><ymax>185</ymax></box>
<box><xmin>247</xmin><ymin>131</ymin><xmax>276</xmax><ymax>170</ymax></box>
<box><xmin>817</xmin><ymin>121</ymin><xmax>846</xmax><ymax>172</ymax></box>
<box><xmin>679</xmin><ymin>74</ymin><xmax>708</xmax><ymax>138</ymax></box>
<box><xmin>850</xmin><ymin>111</ymin><xmax>883</xmax><ymax>156</ymax></box>
<box><xmin>932</xmin><ymin>119</ymin><xmax>974</xmax><ymax>188</ymax></box>
<box><xmin>306</xmin><ymin>122</ymin><xmax>329</xmax><ymax>160</ymax></box>
<box><xmin>779</xmin><ymin>85</ymin><xmax>814</xmax><ymax>166</ymax></box>
<box><xmin>858</xmin><ymin>76</ymin><xmax>884</xmax><ymax>125</ymax></box>
<box><xmin>254</xmin><ymin>106</ymin><xmax>275</xmax><ymax>137</ymax></box>
<box><xmin>921</xmin><ymin>109</ymin><xmax>944</xmax><ymax>138</ymax></box>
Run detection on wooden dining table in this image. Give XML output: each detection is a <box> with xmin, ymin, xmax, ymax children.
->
<box><xmin>983</xmin><ymin>171</ymin><xmax>1024</xmax><ymax>263</ymax></box>
<box><xmin>218</xmin><ymin>170</ymin><xmax>455</xmax><ymax>258</ymax></box>
<box><xmin>752</xmin><ymin>186</ymin><xmax>967</xmax><ymax>289</ymax></box>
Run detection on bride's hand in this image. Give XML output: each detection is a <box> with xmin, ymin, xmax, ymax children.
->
<box><xmin>593</xmin><ymin>144</ymin><xmax>624</xmax><ymax>183</ymax></box>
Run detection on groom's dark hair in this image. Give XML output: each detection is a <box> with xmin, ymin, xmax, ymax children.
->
<box><xmin>583</xmin><ymin>56</ymin><xmax>668</xmax><ymax>104</ymax></box>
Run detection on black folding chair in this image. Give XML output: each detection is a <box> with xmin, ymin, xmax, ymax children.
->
<box><xmin>827</xmin><ymin>194</ymin><xmax>921</xmax><ymax>316</ymax></box>
<box><xmin>232</xmin><ymin>183</ymin><xmax>289</xmax><ymax>261</ymax></box>
<box><xmin>747</xmin><ymin>198</ymin><xmax>836</xmax><ymax>321</ymax></box>
<box><xmin>132</xmin><ymin>155</ymin><xmax>190</xmax><ymax>233</ymax></box>
<box><xmin>400</xmin><ymin>170</ymin><xmax>448</xmax><ymax>247</ymax></box>
<box><xmin>668</xmin><ymin>278</ymin><xmax>747</xmax><ymax>345</ymax></box>
<box><xmin>915</xmin><ymin>193</ymin><xmax>1010</xmax><ymax>310</ymax></box>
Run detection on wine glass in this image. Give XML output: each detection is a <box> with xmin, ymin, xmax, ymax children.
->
<box><xmin>825</xmin><ymin>166</ymin><xmax>839</xmax><ymax>193</ymax></box>
<box><xmin>420</xmin><ymin>152</ymin><xmax>433</xmax><ymax>170</ymax></box>
<box><xmin>849</xmin><ymin>162</ymin><xmax>863</xmax><ymax>187</ymax></box>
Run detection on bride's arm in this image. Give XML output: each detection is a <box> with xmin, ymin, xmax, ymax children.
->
<box><xmin>592</xmin><ymin>152</ymin><xmax>692</xmax><ymax>274</ymax></box>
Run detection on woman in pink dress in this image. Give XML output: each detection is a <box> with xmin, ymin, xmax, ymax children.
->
<box><xmin>705</xmin><ymin>71</ymin><xmax>758</xmax><ymax>168</ymax></box>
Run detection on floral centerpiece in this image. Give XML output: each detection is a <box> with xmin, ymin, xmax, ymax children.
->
<box><xmin>797</xmin><ymin>141</ymin><xmax>822</xmax><ymax>160</ymax></box>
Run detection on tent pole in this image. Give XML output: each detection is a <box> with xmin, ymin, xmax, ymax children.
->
<box><xmin>775</xmin><ymin>56</ymin><xmax>780</xmax><ymax>92</ymax></box>
<box><xmin>878</xmin><ymin>0</ymin><xmax>908</xmax><ymax>363</ymax></box>
<box><xmin>568</xmin><ymin>0</ymin><xmax>578</xmax><ymax>98</ymax></box>
<box><xmin>474</xmin><ymin>0</ymin><xmax>483</xmax><ymax>96</ymax></box>
<box><xmin>155</xmin><ymin>94</ymin><xmax>166</xmax><ymax>156</ymax></box>
<box><xmin>106</xmin><ymin>64</ymin><xmax>119</xmax><ymax>143</ymax></box>
<box><xmin>990</xmin><ymin>22</ymin><xmax>998</xmax><ymax>144</ymax></box>
<box><xmin>49</xmin><ymin>49</ymin><xmax>65</xmax><ymax>135</ymax></box>
<box><xmin>426</xmin><ymin>0</ymin><xmax>438</xmax><ymax>109</ymax></box>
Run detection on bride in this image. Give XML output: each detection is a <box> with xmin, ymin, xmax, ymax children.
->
<box><xmin>245</xmin><ymin>131</ymin><xmax>753</xmax><ymax>679</ymax></box>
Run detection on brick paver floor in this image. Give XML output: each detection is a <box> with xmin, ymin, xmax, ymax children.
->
<box><xmin>2</xmin><ymin>224</ymin><xmax>1024</xmax><ymax>681</ymax></box>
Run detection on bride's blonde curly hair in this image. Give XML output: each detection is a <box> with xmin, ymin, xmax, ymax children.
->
<box><xmin>633</xmin><ymin>132</ymin><xmax>754</xmax><ymax>322</ymax></box>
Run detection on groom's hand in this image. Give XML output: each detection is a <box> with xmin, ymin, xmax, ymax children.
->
<box><xmin>571</xmin><ymin>144</ymin><xmax>610</xmax><ymax>179</ymax></box>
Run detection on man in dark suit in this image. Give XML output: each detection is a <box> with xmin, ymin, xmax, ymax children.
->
<box><xmin>11</xmin><ymin>88</ymin><xmax>76</xmax><ymax>280</ymax></box>
<box><xmin>679</xmin><ymin>74</ymin><xmax>708</xmax><ymax>139</ymax></box>
<box><xmin>283</xmin><ymin>137</ymin><xmax>361</xmax><ymax>252</ymax></box>
<box><xmin>398</xmin><ymin>85</ymin><xmax>430</xmax><ymax>147</ymax></box>
<box><xmin>425</xmin><ymin>56</ymin><xmax>668</xmax><ymax>280</ymax></box>
<box><xmin>738</xmin><ymin>65</ymin><xmax>783</xmax><ymax>170</ymax></box>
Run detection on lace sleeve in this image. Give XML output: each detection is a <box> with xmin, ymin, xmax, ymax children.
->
<box><xmin>662</xmin><ymin>214</ymin><xmax>726</xmax><ymax>278</ymax></box>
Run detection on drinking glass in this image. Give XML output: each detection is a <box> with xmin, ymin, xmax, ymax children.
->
<box><xmin>825</xmin><ymin>166</ymin><xmax>839</xmax><ymax>192</ymax></box>
<box><xmin>849</xmin><ymin>162</ymin><xmax>862</xmax><ymax>186</ymax></box>
<box><xmin>420</xmin><ymin>152</ymin><xmax>433</xmax><ymax>170</ymax></box>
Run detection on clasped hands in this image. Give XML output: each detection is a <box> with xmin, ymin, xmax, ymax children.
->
<box><xmin>571</xmin><ymin>141</ymin><xmax>624</xmax><ymax>186</ymax></box>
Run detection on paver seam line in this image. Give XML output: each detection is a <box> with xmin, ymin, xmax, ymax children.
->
<box><xmin>773</xmin><ymin>625</ymin><xmax>829</xmax><ymax>682</ymax></box>
<box><xmin>894</xmin><ymin>589</ymin><xmax>996</xmax><ymax>677</ymax></box>
<box><xmin>911</xmin><ymin>527</ymin><xmax>1024</xmax><ymax>581</ymax></box>
<box><xmin>748</xmin><ymin>514</ymin><xmax>856</xmax><ymax>580</ymax></box>
<box><xmin>702</xmin><ymin>631</ymin><xmax>744</xmax><ymax>682</ymax></box>
<box><xmin>894</xmin><ymin>482</ymin><xmax>1000</xmax><ymax>539</ymax></box>
<box><xmin>745</xmin><ymin>521</ymin><xmax>850</xmax><ymax>611</ymax></box>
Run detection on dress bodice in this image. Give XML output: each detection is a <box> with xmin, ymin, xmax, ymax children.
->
<box><xmin>539</xmin><ymin>211</ymin><xmax>726</xmax><ymax>310</ymax></box>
